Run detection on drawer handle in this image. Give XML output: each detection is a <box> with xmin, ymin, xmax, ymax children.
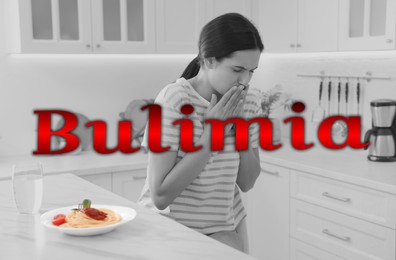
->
<box><xmin>322</xmin><ymin>192</ymin><xmax>351</xmax><ymax>203</ymax></box>
<box><xmin>322</xmin><ymin>229</ymin><xmax>351</xmax><ymax>242</ymax></box>
<box><xmin>132</xmin><ymin>175</ymin><xmax>146</xmax><ymax>180</ymax></box>
<box><xmin>261</xmin><ymin>168</ymin><xmax>279</xmax><ymax>176</ymax></box>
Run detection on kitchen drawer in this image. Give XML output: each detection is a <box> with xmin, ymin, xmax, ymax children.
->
<box><xmin>260</xmin><ymin>162</ymin><xmax>289</xmax><ymax>178</ymax></box>
<box><xmin>291</xmin><ymin>170</ymin><xmax>396</xmax><ymax>229</ymax></box>
<box><xmin>291</xmin><ymin>238</ymin><xmax>347</xmax><ymax>260</ymax></box>
<box><xmin>291</xmin><ymin>199</ymin><xmax>395</xmax><ymax>260</ymax></box>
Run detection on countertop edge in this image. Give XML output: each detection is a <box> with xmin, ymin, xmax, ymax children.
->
<box><xmin>0</xmin><ymin>152</ymin><xmax>149</xmax><ymax>181</ymax></box>
<box><xmin>259</xmin><ymin>153</ymin><xmax>396</xmax><ymax>195</ymax></box>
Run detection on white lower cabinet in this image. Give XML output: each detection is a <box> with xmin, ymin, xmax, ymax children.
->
<box><xmin>248</xmin><ymin>163</ymin><xmax>396</xmax><ymax>260</ymax></box>
<box><xmin>247</xmin><ymin>162</ymin><xmax>290</xmax><ymax>260</ymax></box>
<box><xmin>112</xmin><ymin>169</ymin><xmax>147</xmax><ymax>202</ymax></box>
<box><xmin>290</xmin><ymin>171</ymin><xmax>396</xmax><ymax>229</ymax></box>
<box><xmin>290</xmin><ymin>239</ymin><xmax>347</xmax><ymax>260</ymax></box>
<box><xmin>79</xmin><ymin>167</ymin><xmax>147</xmax><ymax>202</ymax></box>
<box><xmin>81</xmin><ymin>173</ymin><xmax>112</xmax><ymax>191</ymax></box>
<box><xmin>291</xmin><ymin>199</ymin><xmax>395</xmax><ymax>260</ymax></box>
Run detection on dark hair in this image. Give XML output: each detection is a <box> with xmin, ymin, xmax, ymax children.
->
<box><xmin>181</xmin><ymin>13</ymin><xmax>264</xmax><ymax>79</ymax></box>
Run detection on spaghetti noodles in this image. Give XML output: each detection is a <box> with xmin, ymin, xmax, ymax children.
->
<box><xmin>61</xmin><ymin>208</ymin><xmax>121</xmax><ymax>228</ymax></box>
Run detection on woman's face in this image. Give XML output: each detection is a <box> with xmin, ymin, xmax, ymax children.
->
<box><xmin>206</xmin><ymin>49</ymin><xmax>261</xmax><ymax>96</ymax></box>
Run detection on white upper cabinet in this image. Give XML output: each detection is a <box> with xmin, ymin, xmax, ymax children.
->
<box><xmin>257</xmin><ymin>0</ymin><xmax>297</xmax><ymax>53</ymax></box>
<box><xmin>339</xmin><ymin>0</ymin><xmax>396</xmax><ymax>51</ymax></box>
<box><xmin>155</xmin><ymin>0</ymin><xmax>257</xmax><ymax>54</ymax></box>
<box><xmin>7</xmin><ymin>0</ymin><xmax>155</xmax><ymax>54</ymax></box>
<box><xmin>91</xmin><ymin>0</ymin><xmax>155</xmax><ymax>54</ymax></box>
<box><xmin>204</xmin><ymin>0</ymin><xmax>256</xmax><ymax>22</ymax></box>
<box><xmin>7</xmin><ymin>0</ymin><xmax>92</xmax><ymax>53</ymax></box>
<box><xmin>155</xmin><ymin>0</ymin><xmax>205</xmax><ymax>54</ymax></box>
<box><xmin>297</xmin><ymin>0</ymin><xmax>338</xmax><ymax>52</ymax></box>
<box><xmin>257</xmin><ymin>0</ymin><xmax>338</xmax><ymax>53</ymax></box>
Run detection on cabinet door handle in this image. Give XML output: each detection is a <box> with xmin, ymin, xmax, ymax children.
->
<box><xmin>86</xmin><ymin>44</ymin><xmax>91</xmax><ymax>48</ymax></box>
<box><xmin>322</xmin><ymin>192</ymin><xmax>351</xmax><ymax>203</ymax></box>
<box><xmin>132</xmin><ymin>175</ymin><xmax>146</xmax><ymax>180</ymax></box>
<box><xmin>322</xmin><ymin>229</ymin><xmax>351</xmax><ymax>242</ymax></box>
<box><xmin>96</xmin><ymin>44</ymin><xmax>101</xmax><ymax>48</ymax></box>
<box><xmin>386</xmin><ymin>39</ymin><xmax>393</xmax><ymax>43</ymax></box>
<box><xmin>290</xmin><ymin>44</ymin><xmax>295</xmax><ymax>48</ymax></box>
<box><xmin>296</xmin><ymin>43</ymin><xmax>301</xmax><ymax>48</ymax></box>
<box><xmin>261</xmin><ymin>168</ymin><xmax>279</xmax><ymax>176</ymax></box>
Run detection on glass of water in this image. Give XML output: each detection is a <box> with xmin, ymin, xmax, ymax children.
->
<box><xmin>12</xmin><ymin>162</ymin><xmax>43</xmax><ymax>214</ymax></box>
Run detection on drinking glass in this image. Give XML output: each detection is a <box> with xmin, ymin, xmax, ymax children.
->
<box><xmin>12</xmin><ymin>162</ymin><xmax>43</xmax><ymax>214</ymax></box>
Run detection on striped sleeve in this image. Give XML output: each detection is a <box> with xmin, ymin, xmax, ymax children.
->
<box><xmin>244</xmin><ymin>88</ymin><xmax>262</xmax><ymax>149</ymax></box>
<box><xmin>141</xmin><ymin>84</ymin><xmax>186</xmax><ymax>152</ymax></box>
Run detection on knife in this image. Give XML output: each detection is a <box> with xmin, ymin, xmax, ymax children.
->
<box><xmin>357</xmin><ymin>82</ymin><xmax>360</xmax><ymax>115</ymax></box>
<box><xmin>345</xmin><ymin>82</ymin><xmax>349</xmax><ymax>116</ymax></box>
<box><xmin>337</xmin><ymin>81</ymin><xmax>341</xmax><ymax>114</ymax></box>
<box><xmin>327</xmin><ymin>80</ymin><xmax>332</xmax><ymax>116</ymax></box>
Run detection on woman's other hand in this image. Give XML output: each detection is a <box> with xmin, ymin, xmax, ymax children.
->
<box><xmin>204</xmin><ymin>85</ymin><xmax>246</xmax><ymax>120</ymax></box>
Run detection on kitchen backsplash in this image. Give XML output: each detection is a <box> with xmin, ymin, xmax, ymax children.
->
<box><xmin>1</xmin><ymin>51</ymin><xmax>396</xmax><ymax>157</ymax></box>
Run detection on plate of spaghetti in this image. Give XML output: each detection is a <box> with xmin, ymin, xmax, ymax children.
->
<box><xmin>40</xmin><ymin>199</ymin><xmax>137</xmax><ymax>236</ymax></box>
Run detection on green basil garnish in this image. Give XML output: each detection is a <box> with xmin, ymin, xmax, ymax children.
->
<box><xmin>82</xmin><ymin>199</ymin><xmax>91</xmax><ymax>209</ymax></box>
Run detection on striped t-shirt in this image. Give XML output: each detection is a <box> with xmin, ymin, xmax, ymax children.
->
<box><xmin>138</xmin><ymin>77</ymin><xmax>261</xmax><ymax>235</ymax></box>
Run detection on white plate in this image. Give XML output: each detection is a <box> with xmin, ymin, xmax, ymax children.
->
<box><xmin>40</xmin><ymin>204</ymin><xmax>137</xmax><ymax>236</ymax></box>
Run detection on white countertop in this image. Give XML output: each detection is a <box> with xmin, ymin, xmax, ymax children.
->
<box><xmin>259</xmin><ymin>139</ymin><xmax>396</xmax><ymax>194</ymax></box>
<box><xmin>0</xmin><ymin>151</ymin><xmax>148</xmax><ymax>180</ymax></box>
<box><xmin>1</xmin><ymin>139</ymin><xmax>395</xmax><ymax>194</ymax></box>
<box><xmin>0</xmin><ymin>173</ymin><xmax>255</xmax><ymax>260</ymax></box>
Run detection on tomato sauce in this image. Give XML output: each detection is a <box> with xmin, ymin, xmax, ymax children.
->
<box><xmin>83</xmin><ymin>208</ymin><xmax>108</xmax><ymax>220</ymax></box>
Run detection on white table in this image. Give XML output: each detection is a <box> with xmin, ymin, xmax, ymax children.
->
<box><xmin>0</xmin><ymin>173</ymin><xmax>256</xmax><ymax>260</ymax></box>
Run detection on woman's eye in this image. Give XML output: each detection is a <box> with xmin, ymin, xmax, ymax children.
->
<box><xmin>250</xmin><ymin>70</ymin><xmax>255</xmax><ymax>74</ymax></box>
<box><xmin>233</xmin><ymin>69</ymin><xmax>242</xmax><ymax>73</ymax></box>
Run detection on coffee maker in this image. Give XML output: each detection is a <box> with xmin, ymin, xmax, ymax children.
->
<box><xmin>364</xmin><ymin>99</ymin><xmax>396</xmax><ymax>162</ymax></box>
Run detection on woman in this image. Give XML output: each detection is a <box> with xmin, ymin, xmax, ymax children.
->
<box><xmin>139</xmin><ymin>13</ymin><xmax>263</xmax><ymax>252</ymax></box>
